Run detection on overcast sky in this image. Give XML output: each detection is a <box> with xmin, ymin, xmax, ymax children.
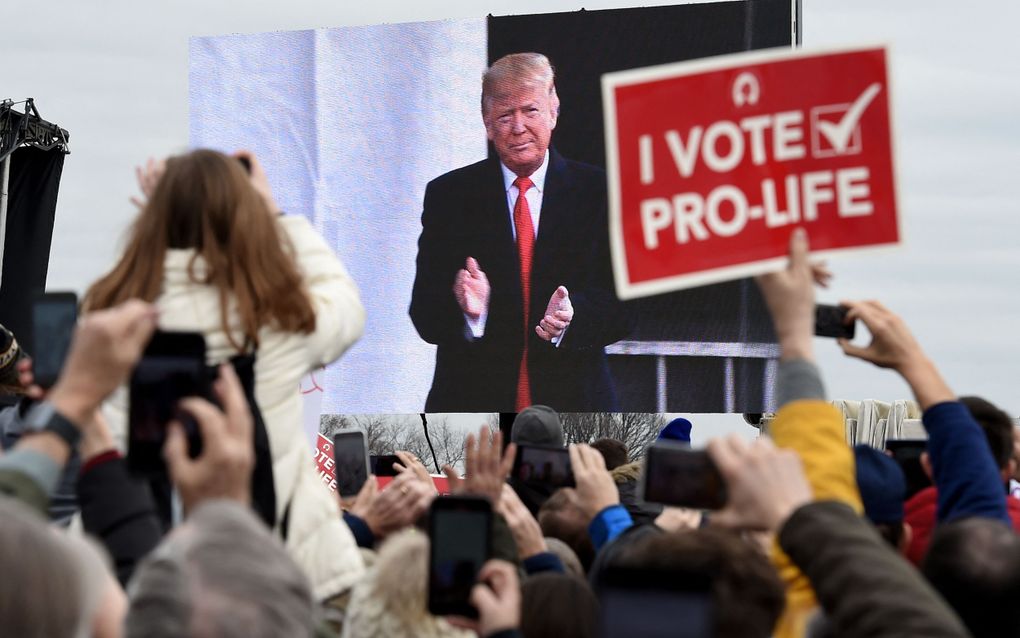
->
<box><xmin>5</xmin><ymin>0</ymin><xmax>1018</xmax><ymax>439</ymax></box>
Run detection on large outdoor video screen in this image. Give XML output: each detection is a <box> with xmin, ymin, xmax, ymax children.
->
<box><xmin>189</xmin><ymin>1</ymin><xmax>794</xmax><ymax>414</ymax></box>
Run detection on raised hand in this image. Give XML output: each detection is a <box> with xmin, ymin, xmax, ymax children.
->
<box><xmin>129</xmin><ymin>157</ymin><xmax>166</xmax><ymax>209</ymax></box>
<box><xmin>443</xmin><ymin>425</ymin><xmax>515</xmax><ymax>504</ymax></box>
<box><xmin>497</xmin><ymin>484</ymin><xmax>547</xmax><ymax>559</ymax></box>
<box><xmin>349</xmin><ymin>469</ymin><xmax>434</xmax><ymax>539</ymax></box>
<box><xmin>707</xmin><ymin>434</ymin><xmax>812</xmax><ymax>532</ymax></box>
<box><xmin>536</xmin><ymin>285</ymin><xmax>573</xmax><ymax>342</ymax></box>
<box><xmin>837</xmin><ymin>300</ymin><xmax>953</xmax><ymax>410</ymax></box>
<box><xmin>471</xmin><ymin>560</ymin><xmax>521</xmax><ymax>636</ymax></box>
<box><xmin>567</xmin><ymin>443</ymin><xmax>620</xmax><ymax>521</ymax></box>
<box><xmin>838</xmin><ymin>300</ymin><xmax>927</xmax><ymax>372</ymax></box>
<box><xmin>454</xmin><ymin>257</ymin><xmax>491</xmax><ymax>321</ymax></box>
<box><xmin>163</xmin><ymin>364</ymin><xmax>255</xmax><ymax>516</ymax></box>
<box><xmin>47</xmin><ymin>300</ymin><xmax>158</xmax><ymax>425</ymax></box>
<box><xmin>232</xmin><ymin>150</ymin><xmax>281</xmax><ymax>214</ymax></box>
<box><xmin>754</xmin><ymin>228</ymin><xmax>829</xmax><ymax>361</ymax></box>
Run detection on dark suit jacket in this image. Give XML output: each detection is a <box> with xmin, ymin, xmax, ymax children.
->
<box><xmin>409</xmin><ymin>149</ymin><xmax>629</xmax><ymax>412</ymax></box>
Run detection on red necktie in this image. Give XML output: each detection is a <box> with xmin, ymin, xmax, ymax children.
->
<box><xmin>513</xmin><ymin>176</ymin><xmax>535</xmax><ymax>411</ymax></box>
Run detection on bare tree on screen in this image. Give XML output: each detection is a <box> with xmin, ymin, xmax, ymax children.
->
<box><xmin>558</xmin><ymin>413</ymin><xmax>667</xmax><ymax>461</ymax></box>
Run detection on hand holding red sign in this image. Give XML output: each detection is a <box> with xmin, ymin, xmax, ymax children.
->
<box><xmin>603</xmin><ymin>46</ymin><xmax>898</xmax><ymax>299</ymax></box>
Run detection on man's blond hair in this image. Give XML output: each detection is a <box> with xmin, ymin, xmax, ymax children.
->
<box><xmin>481</xmin><ymin>52</ymin><xmax>560</xmax><ymax>117</ymax></box>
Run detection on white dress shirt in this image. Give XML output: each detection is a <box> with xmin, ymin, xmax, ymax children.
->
<box><xmin>465</xmin><ymin>152</ymin><xmax>560</xmax><ymax>344</ymax></box>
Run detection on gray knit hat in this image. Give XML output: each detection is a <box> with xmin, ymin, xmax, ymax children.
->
<box><xmin>511</xmin><ymin>405</ymin><xmax>564</xmax><ymax>447</ymax></box>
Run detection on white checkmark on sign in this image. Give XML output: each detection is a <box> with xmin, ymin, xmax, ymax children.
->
<box><xmin>815</xmin><ymin>83</ymin><xmax>882</xmax><ymax>154</ymax></box>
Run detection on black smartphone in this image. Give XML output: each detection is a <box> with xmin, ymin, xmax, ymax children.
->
<box><xmin>640</xmin><ymin>443</ymin><xmax>727</xmax><ymax>509</ymax></box>
<box><xmin>885</xmin><ymin>439</ymin><xmax>932</xmax><ymax>500</ymax></box>
<box><xmin>30</xmin><ymin>292</ymin><xmax>78</xmax><ymax>389</ymax></box>
<box><xmin>333</xmin><ymin>430</ymin><xmax>370</xmax><ymax>497</ymax></box>
<box><xmin>815</xmin><ymin>303</ymin><xmax>856</xmax><ymax>339</ymax></box>
<box><xmin>599</xmin><ymin>566</ymin><xmax>713</xmax><ymax>638</ymax></box>
<box><xmin>127</xmin><ymin>331</ymin><xmax>209</xmax><ymax>477</ymax></box>
<box><xmin>236</xmin><ymin>155</ymin><xmax>252</xmax><ymax>174</ymax></box>
<box><xmin>371</xmin><ymin>454</ymin><xmax>403</xmax><ymax>478</ymax></box>
<box><xmin>428</xmin><ymin>495</ymin><xmax>492</xmax><ymax>618</ymax></box>
<box><xmin>511</xmin><ymin>444</ymin><xmax>574</xmax><ymax>488</ymax></box>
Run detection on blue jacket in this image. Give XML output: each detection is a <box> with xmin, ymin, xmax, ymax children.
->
<box><xmin>925</xmin><ymin>401</ymin><xmax>1009</xmax><ymax>525</ymax></box>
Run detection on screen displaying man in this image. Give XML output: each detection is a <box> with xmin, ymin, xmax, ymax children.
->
<box><xmin>410</xmin><ymin>52</ymin><xmax>628</xmax><ymax>412</ymax></box>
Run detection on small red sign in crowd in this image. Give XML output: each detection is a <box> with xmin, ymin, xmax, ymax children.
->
<box><xmin>602</xmin><ymin>45</ymin><xmax>899</xmax><ymax>298</ymax></box>
<box><xmin>314</xmin><ymin>434</ymin><xmax>450</xmax><ymax>495</ymax></box>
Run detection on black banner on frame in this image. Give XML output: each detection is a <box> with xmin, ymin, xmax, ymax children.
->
<box><xmin>0</xmin><ymin>146</ymin><xmax>65</xmax><ymax>349</ymax></box>
<box><xmin>488</xmin><ymin>0</ymin><xmax>793</xmax><ymax>411</ymax></box>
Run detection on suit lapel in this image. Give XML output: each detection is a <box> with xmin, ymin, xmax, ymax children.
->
<box><xmin>531</xmin><ymin>149</ymin><xmax>571</xmax><ymax>315</ymax></box>
<box><xmin>482</xmin><ymin>158</ymin><xmax>524</xmax><ymax>319</ymax></box>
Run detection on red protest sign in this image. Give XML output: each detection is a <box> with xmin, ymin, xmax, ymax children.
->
<box><xmin>602</xmin><ymin>45</ymin><xmax>899</xmax><ymax>299</ymax></box>
<box><xmin>313</xmin><ymin>434</ymin><xmax>452</xmax><ymax>495</ymax></box>
<box><xmin>314</xmin><ymin>433</ymin><xmax>338</xmax><ymax>493</ymax></box>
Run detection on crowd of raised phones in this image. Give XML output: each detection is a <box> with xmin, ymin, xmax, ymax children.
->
<box><xmin>0</xmin><ymin>150</ymin><xmax>1017</xmax><ymax>638</ymax></box>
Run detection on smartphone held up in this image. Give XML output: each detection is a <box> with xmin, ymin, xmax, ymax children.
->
<box><xmin>640</xmin><ymin>442</ymin><xmax>728</xmax><ymax>510</ymax></box>
<box><xmin>30</xmin><ymin>292</ymin><xmax>78</xmax><ymax>389</ymax></box>
<box><xmin>127</xmin><ymin>331</ymin><xmax>210</xmax><ymax>477</ymax></box>
<box><xmin>428</xmin><ymin>495</ymin><xmax>492</xmax><ymax>619</ymax></box>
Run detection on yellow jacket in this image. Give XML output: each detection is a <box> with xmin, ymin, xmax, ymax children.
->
<box><xmin>770</xmin><ymin>400</ymin><xmax>864</xmax><ymax>638</ymax></box>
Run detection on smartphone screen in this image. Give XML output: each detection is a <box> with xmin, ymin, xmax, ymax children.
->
<box><xmin>371</xmin><ymin>454</ymin><xmax>402</xmax><ymax>477</ymax></box>
<box><xmin>428</xmin><ymin>496</ymin><xmax>492</xmax><ymax>618</ymax></box>
<box><xmin>30</xmin><ymin>292</ymin><xmax>78</xmax><ymax>389</ymax></box>
<box><xmin>641</xmin><ymin>443</ymin><xmax>727</xmax><ymax>509</ymax></box>
<box><xmin>512</xmin><ymin>444</ymin><xmax>574</xmax><ymax>488</ymax></box>
<box><xmin>600</xmin><ymin>567</ymin><xmax>713</xmax><ymax>638</ymax></box>
<box><xmin>127</xmin><ymin>332</ymin><xmax>208</xmax><ymax>477</ymax></box>
<box><xmin>333</xmin><ymin>430</ymin><xmax>370</xmax><ymax>497</ymax></box>
<box><xmin>815</xmin><ymin>303</ymin><xmax>856</xmax><ymax>339</ymax></box>
<box><xmin>885</xmin><ymin>439</ymin><xmax>932</xmax><ymax>500</ymax></box>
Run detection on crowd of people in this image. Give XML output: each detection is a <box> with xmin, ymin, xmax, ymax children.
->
<box><xmin>1</xmin><ymin>70</ymin><xmax>1019</xmax><ymax>638</ymax></box>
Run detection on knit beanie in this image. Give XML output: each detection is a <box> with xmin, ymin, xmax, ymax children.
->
<box><xmin>658</xmin><ymin>417</ymin><xmax>693</xmax><ymax>444</ymax></box>
<box><xmin>854</xmin><ymin>444</ymin><xmax>906</xmax><ymax>524</ymax></box>
<box><xmin>511</xmin><ymin>405</ymin><xmax>564</xmax><ymax>447</ymax></box>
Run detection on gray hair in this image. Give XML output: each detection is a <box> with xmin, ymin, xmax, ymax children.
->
<box><xmin>0</xmin><ymin>496</ymin><xmax>109</xmax><ymax>638</ymax></box>
<box><xmin>481</xmin><ymin>52</ymin><xmax>560</xmax><ymax>117</ymax></box>
<box><xmin>125</xmin><ymin>500</ymin><xmax>316</xmax><ymax>638</ymax></box>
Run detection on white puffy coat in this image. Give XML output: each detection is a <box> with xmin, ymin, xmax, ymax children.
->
<box><xmin>103</xmin><ymin>215</ymin><xmax>366</xmax><ymax>600</ymax></box>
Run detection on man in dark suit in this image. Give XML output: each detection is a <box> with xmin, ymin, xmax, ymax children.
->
<box><xmin>409</xmin><ymin>52</ymin><xmax>628</xmax><ymax>413</ymax></box>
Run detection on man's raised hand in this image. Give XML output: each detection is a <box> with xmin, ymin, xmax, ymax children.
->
<box><xmin>754</xmin><ymin>228</ymin><xmax>832</xmax><ymax>362</ymax></box>
<box><xmin>568</xmin><ymin>443</ymin><xmax>620</xmax><ymax>521</ymax></box>
<box><xmin>536</xmin><ymin>285</ymin><xmax>573</xmax><ymax>342</ymax></box>
<box><xmin>707</xmin><ymin>434</ymin><xmax>812</xmax><ymax>532</ymax></box>
<box><xmin>454</xmin><ymin>257</ymin><xmax>491</xmax><ymax>320</ymax></box>
<box><xmin>443</xmin><ymin>425</ymin><xmax>515</xmax><ymax>505</ymax></box>
<box><xmin>838</xmin><ymin>300</ymin><xmax>954</xmax><ymax>409</ymax></box>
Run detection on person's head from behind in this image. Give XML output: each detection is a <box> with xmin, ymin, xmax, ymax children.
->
<box><xmin>0</xmin><ymin>496</ymin><xmax>126</xmax><ymax>638</ymax></box>
<box><xmin>511</xmin><ymin>404</ymin><xmax>564</xmax><ymax>448</ymax></box>
<box><xmin>83</xmin><ymin>149</ymin><xmax>315</xmax><ymax>348</ymax></box>
<box><xmin>482</xmin><ymin>52</ymin><xmax>560</xmax><ymax>177</ymax></box>
<box><xmin>853</xmin><ymin>444</ymin><xmax>911</xmax><ymax>553</ymax></box>
<box><xmin>922</xmin><ymin>517</ymin><xmax>1020</xmax><ymax>638</ymax></box>
<box><xmin>601</xmin><ymin>528</ymin><xmax>784</xmax><ymax>638</ymax></box>
<box><xmin>591</xmin><ymin>438</ymin><xmax>628</xmax><ymax>471</ymax></box>
<box><xmin>960</xmin><ymin>395</ymin><xmax>1017</xmax><ymax>485</ymax></box>
<box><xmin>538</xmin><ymin>487</ymin><xmax>595</xmax><ymax>571</ymax></box>
<box><xmin>343</xmin><ymin>529</ymin><xmax>473</xmax><ymax>638</ymax></box>
<box><xmin>520</xmin><ymin>573</ymin><xmax>599</xmax><ymax>638</ymax></box>
<box><xmin>125</xmin><ymin>500</ymin><xmax>315</xmax><ymax>638</ymax></box>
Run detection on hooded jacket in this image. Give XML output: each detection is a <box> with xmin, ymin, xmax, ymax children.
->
<box><xmin>102</xmin><ymin>215</ymin><xmax>367</xmax><ymax>600</ymax></box>
<box><xmin>609</xmin><ymin>461</ymin><xmax>662</xmax><ymax>525</ymax></box>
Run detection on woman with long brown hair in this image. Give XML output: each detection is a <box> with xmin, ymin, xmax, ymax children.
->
<box><xmin>85</xmin><ymin>149</ymin><xmax>366</xmax><ymax>600</ymax></box>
